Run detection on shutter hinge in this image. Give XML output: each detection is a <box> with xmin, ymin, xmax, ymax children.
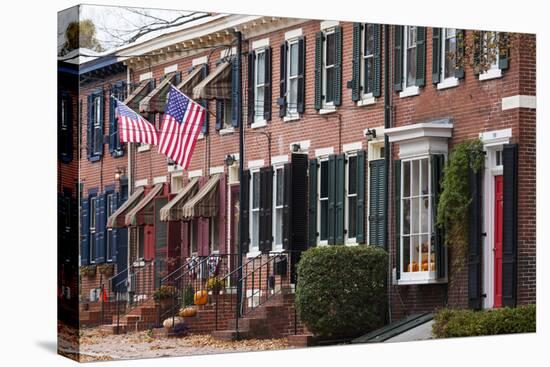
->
<box><xmin>481</xmin><ymin>232</ymin><xmax>487</xmax><ymax>237</ymax></box>
<box><xmin>481</xmin><ymin>293</ymin><xmax>487</xmax><ymax>298</ymax></box>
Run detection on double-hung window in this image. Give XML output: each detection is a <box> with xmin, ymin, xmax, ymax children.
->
<box><xmin>362</xmin><ymin>24</ymin><xmax>375</xmax><ymax>96</ymax></box>
<box><xmin>255</xmin><ymin>49</ymin><xmax>266</xmax><ymax>123</ymax></box>
<box><xmin>137</xmin><ymin>226</ymin><xmax>145</xmax><ymax>260</ymax></box>
<box><xmin>106</xmin><ymin>193</ymin><xmax>115</xmax><ymax>261</ymax></box>
<box><xmin>189</xmin><ymin>220</ymin><xmax>198</xmax><ymax>256</ymax></box>
<box><xmin>318</xmin><ymin>159</ymin><xmax>329</xmax><ymax>245</ymax></box>
<box><xmin>89</xmin><ymin>196</ymin><xmax>97</xmax><ymax>263</ymax></box>
<box><xmin>287</xmin><ymin>41</ymin><xmax>300</xmax><ymax>117</ymax></box>
<box><xmin>479</xmin><ymin>31</ymin><xmax>502</xmax><ymax>80</ymax></box>
<box><xmin>272</xmin><ymin>166</ymin><xmax>284</xmax><ymax>250</ymax></box>
<box><xmin>400</xmin><ymin>157</ymin><xmax>435</xmax><ymax>281</ymax></box>
<box><xmin>346</xmin><ymin>155</ymin><xmax>358</xmax><ymax>243</ymax></box>
<box><xmin>209</xmin><ymin>217</ymin><xmax>219</xmax><ymax>253</ymax></box>
<box><xmin>442</xmin><ymin>28</ymin><xmax>457</xmax><ymax>80</ymax></box>
<box><xmin>404</xmin><ymin>26</ymin><xmax>417</xmax><ymax>89</ymax></box>
<box><xmin>92</xmin><ymin>95</ymin><xmax>103</xmax><ymax>155</ymax></box>
<box><xmin>323</xmin><ymin>30</ymin><xmax>336</xmax><ymax>106</ymax></box>
<box><xmin>250</xmin><ymin>170</ymin><xmax>261</xmax><ymax>252</ymax></box>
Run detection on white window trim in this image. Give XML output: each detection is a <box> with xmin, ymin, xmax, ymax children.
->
<box><xmin>219</xmin><ymin>126</ymin><xmax>235</xmax><ymax>135</ymax></box>
<box><xmin>400</xmin><ymin>26</ymin><xmax>419</xmax><ymax>98</ymax></box>
<box><xmin>284</xmin><ymin>115</ymin><xmax>301</xmax><ymax>122</ymax></box>
<box><xmin>343</xmin><ymin>141</ymin><xmax>363</xmax><ymax>153</ymax></box>
<box><xmin>164</xmin><ymin>64</ymin><xmax>178</xmax><ymax>74</ymax></box>
<box><xmin>501</xmin><ymin>95</ymin><xmax>536</xmax><ymax>111</ymax></box>
<box><xmin>479</xmin><ymin>31</ymin><xmax>502</xmax><ymax>81</ymax></box>
<box><xmin>345</xmin><ymin>152</ymin><xmax>358</xmax><ymax>245</ymax></box>
<box><xmin>153</xmin><ymin>176</ymin><xmax>167</xmax><ymax>184</ymax></box>
<box><xmin>139</xmin><ymin>71</ymin><xmax>152</xmax><ymax>81</ymax></box>
<box><xmin>137</xmin><ymin>144</ymin><xmax>151</xmax><ymax>152</ymax></box>
<box><xmin>285</xmin><ymin>28</ymin><xmax>303</xmax><ymax>41</ymax></box>
<box><xmin>361</xmin><ymin>24</ymin><xmax>375</xmax><ymax>100</ymax></box>
<box><xmin>317</xmin><ymin>157</ymin><xmax>329</xmax><ymax>246</ymax></box>
<box><xmin>315</xmin><ymin>147</ymin><xmax>334</xmax><ymax>158</ymax></box>
<box><xmin>289</xmin><ymin>140</ymin><xmax>310</xmax><ymax>153</ymax></box>
<box><xmin>249</xmin><ymin>168</ymin><xmax>261</xmax><ymax>255</ymax></box>
<box><xmin>188</xmin><ymin>169</ymin><xmax>203</xmax><ymax>179</ymax></box>
<box><xmin>438</xmin><ymin>28</ymin><xmax>459</xmax><ymax>90</ymax></box>
<box><xmin>248</xmin><ymin>159</ymin><xmax>264</xmax><ymax>169</ymax></box>
<box><xmin>357</xmin><ymin>95</ymin><xmax>376</xmax><ymax>107</ymax></box>
<box><xmin>252</xmin><ymin>38</ymin><xmax>270</xmax><ymax>49</ymax></box>
<box><xmin>398</xmin><ymin>156</ymin><xmax>439</xmax><ymax>285</ymax></box>
<box><xmin>209</xmin><ymin>166</ymin><xmax>225</xmax><ymax>175</ymax></box>
<box><xmin>192</xmin><ymin>56</ymin><xmax>208</xmax><ymax>67</ymax></box>
<box><xmin>254</xmin><ymin>48</ymin><xmax>268</xmax><ymax>124</ymax></box>
<box><xmin>322</xmin><ymin>28</ymin><xmax>336</xmax><ymax>109</ymax></box>
<box><xmin>272</xmin><ymin>165</ymin><xmax>285</xmax><ymax>252</ymax></box>
<box><xmin>286</xmin><ymin>38</ymin><xmax>301</xmax><ymax>119</ymax></box>
<box><xmin>134</xmin><ymin>178</ymin><xmax>148</xmax><ymax>187</ymax></box>
<box><xmin>251</xmin><ymin>120</ymin><xmax>267</xmax><ymax>129</ymax></box>
<box><xmin>272</xmin><ymin>154</ymin><xmax>289</xmax><ymax>165</ymax></box>
<box><xmin>320</xmin><ymin>20</ymin><xmax>339</xmax><ymax>31</ymax></box>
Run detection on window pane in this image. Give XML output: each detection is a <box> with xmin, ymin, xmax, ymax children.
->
<box><xmin>275</xmin><ymin>209</ymin><xmax>283</xmax><ymax>245</ymax></box>
<box><xmin>256</xmin><ymin>51</ymin><xmax>265</xmax><ymax>85</ymax></box>
<box><xmin>412</xmin><ymin>160</ymin><xmax>420</xmax><ymax>196</ymax></box>
<box><xmin>403</xmin><ymin>236</ymin><xmax>410</xmax><ymax>272</ymax></box>
<box><xmin>444</xmin><ymin>29</ymin><xmax>457</xmax><ymax>79</ymax></box>
<box><xmin>276</xmin><ymin>170</ymin><xmax>283</xmax><ymax>206</ymax></box>
<box><xmin>408</xmin><ymin>27</ymin><xmax>417</xmax><ymax>48</ymax></box>
<box><xmin>406</xmin><ymin>46</ymin><xmax>417</xmax><ymax>87</ymax></box>
<box><xmin>348</xmin><ymin>156</ymin><xmax>357</xmax><ymax>195</ymax></box>
<box><xmin>320</xmin><ymin>200</ymin><xmax>328</xmax><ymax>240</ymax></box>
<box><xmin>138</xmin><ymin>226</ymin><xmax>145</xmax><ymax>258</ymax></box>
<box><xmin>90</xmin><ymin>198</ymin><xmax>96</xmax><ymax>229</ymax></box>
<box><xmin>421</xmin><ymin>197</ymin><xmax>429</xmax><ymax>233</ymax></box>
<box><xmin>320</xmin><ymin>161</ymin><xmax>329</xmax><ymax>198</ymax></box>
<box><xmin>326</xmin><ymin>68</ymin><xmax>334</xmax><ymax>103</ymax></box>
<box><xmin>411</xmin><ymin>197</ymin><xmax>419</xmax><ymax>234</ymax></box>
<box><xmin>420</xmin><ymin>234</ymin><xmax>430</xmax><ymax>271</ymax></box>
<box><xmin>211</xmin><ymin>218</ymin><xmax>219</xmax><ymax>252</ymax></box>
<box><xmin>288</xmin><ymin>78</ymin><xmax>298</xmax><ymax>113</ymax></box>
<box><xmin>191</xmin><ymin>220</ymin><xmax>198</xmax><ymax>253</ymax></box>
<box><xmin>348</xmin><ymin>196</ymin><xmax>357</xmax><ymax>239</ymax></box>
<box><xmin>289</xmin><ymin>43</ymin><xmax>299</xmax><ymax>76</ymax></box>
<box><xmin>365</xmin><ymin>24</ymin><xmax>375</xmax><ymax>56</ymax></box>
<box><xmin>364</xmin><ymin>57</ymin><xmax>374</xmax><ymax>94</ymax></box>
<box><xmin>326</xmin><ymin>33</ymin><xmax>335</xmax><ymax>66</ymax></box>
<box><xmin>256</xmin><ymin>87</ymin><xmax>264</xmax><ymax>120</ymax></box>
<box><xmin>421</xmin><ymin>158</ymin><xmax>429</xmax><ymax>195</ymax></box>
<box><xmin>402</xmin><ymin>199</ymin><xmax>410</xmax><ymax>235</ymax></box>
<box><xmin>252</xmin><ymin>172</ymin><xmax>260</xmax><ymax>209</ymax></box>
<box><xmin>412</xmin><ymin>235</ymin><xmax>421</xmax><ymax>272</ymax></box>
<box><xmin>252</xmin><ymin>212</ymin><xmax>259</xmax><ymax>247</ymax></box>
<box><xmin>403</xmin><ymin>161</ymin><xmax>410</xmax><ymax>197</ymax></box>
<box><xmin>224</xmin><ymin>99</ymin><xmax>232</xmax><ymax>126</ymax></box>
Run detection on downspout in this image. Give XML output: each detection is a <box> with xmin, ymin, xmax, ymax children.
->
<box><xmin>126</xmin><ymin>65</ymin><xmax>133</xmax><ymax>291</ymax></box>
<box><xmin>383</xmin><ymin>24</ymin><xmax>393</xmax><ymax>324</ymax></box>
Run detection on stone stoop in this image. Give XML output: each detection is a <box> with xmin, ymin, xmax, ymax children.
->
<box><xmin>100</xmin><ymin>301</ymin><xmax>159</xmax><ymax>334</ymax></box>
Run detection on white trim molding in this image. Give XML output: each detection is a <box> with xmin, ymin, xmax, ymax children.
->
<box><xmin>137</xmin><ymin>144</ymin><xmax>151</xmax><ymax>152</ymax></box>
<box><xmin>480</xmin><ymin>128</ymin><xmax>512</xmax><ymax>147</ymax></box>
<box><xmin>272</xmin><ymin>155</ymin><xmax>289</xmax><ymax>165</ymax></box>
<box><xmin>192</xmin><ymin>55</ymin><xmax>208</xmax><ymax>66</ymax></box>
<box><xmin>399</xmin><ymin>85</ymin><xmax>420</xmax><ymax>98</ymax></box>
<box><xmin>250</xmin><ymin>120</ymin><xmax>267</xmax><ymax>129</ymax></box>
<box><xmin>135</xmin><ymin>178</ymin><xmax>148</xmax><ymax>187</ymax></box>
<box><xmin>164</xmin><ymin>64</ymin><xmax>178</xmax><ymax>74</ymax></box>
<box><xmin>437</xmin><ymin>77</ymin><xmax>459</xmax><ymax>90</ymax></box>
<box><xmin>248</xmin><ymin>159</ymin><xmax>265</xmax><ymax>169</ymax></box>
<box><xmin>209</xmin><ymin>166</ymin><xmax>225</xmax><ymax>175</ymax></box>
<box><xmin>188</xmin><ymin>169</ymin><xmax>203</xmax><ymax>178</ymax></box>
<box><xmin>139</xmin><ymin>71</ymin><xmax>152</xmax><ymax>81</ymax></box>
<box><xmin>385</xmin><ymin>119</ymin><xmax>453</xmax><ymax>159</ymax></box>
<box><xmin>153</xmin><ymin>176</ymin><xmax>167</xmax><ymax>184</ymax></box>
<box><xmin>479</xmin><ymin>68</ymin><xmax>502</xmax><ymax>81</ymax></box>
<box><xmin>289</xmin><ymin>140</ymin><xmax>310</xmax><ymax>153</ymax></box>
<box><xmin>501</xmin><ymin>95</ymin><xmax>536</xmax><ymax>111</ymax></box>
<box><xmin>285</xmin><ymin>28</ymin><xmax>303</xmax><ymax>40</ymax></box>
<box><xmin>343</xmin><ymin>141</ymin><xmax>363</xmax><ymax>153</ymax></box>
<box><xmin>220</xmin><ymin>47</ymin><xmax>237</xmax><ymax>58</ymax></box>
<box><xmin>315</xmin><ymin>147</ymin><xmax>334</xmax><ymax>158</ymax></box>
<box><xmin>320</xmin><ymin>20</ymin><xmax>339</xmax><ymax>30</ymax></box>
<box><xmin>252</xmin><ymin>38</ymin><xmax>270</xmax><ymax>50</ymax></box>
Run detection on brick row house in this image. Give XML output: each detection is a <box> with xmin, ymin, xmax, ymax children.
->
<box><xmin>73</xmin><ymin>14</ymin><xmax>536</xmax><ymax>336</ymax></box>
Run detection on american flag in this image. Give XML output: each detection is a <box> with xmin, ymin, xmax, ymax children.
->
<box><xmin>114</xmin><ymin>98</ymin><xmax>158</xmax><ymax>145</ymax></box>
<box><xmin>158</xmin><ymin>85</ymin><xmax>205</xmax><ymax>169</ymax></box>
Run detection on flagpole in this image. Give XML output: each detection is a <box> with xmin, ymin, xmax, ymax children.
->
<box><xmin>235</xmin><ymin>30</ymin><xmax>244</xmax><ymax>338</ymax></box>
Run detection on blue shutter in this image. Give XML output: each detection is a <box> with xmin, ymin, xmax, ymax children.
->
<box><xmin>431</xmin><ymin>155</ymin><xmax>445</xmax><ymax>279</ymax></box>
<box><xmin>369</xmin><ymin>159</ymin><xmax>386</xmax><ymax>246</ymax></box>
<box><xmin>86</xmin><ymin>94</ymin><xmax>93</xmax><ymax>160</ymax></box>
<box><xmin>95</xmin><ymin>194</ymin><xmax>106</xmax><ymax>263</ymax></box>
<box><xmin>334</xmin><ymin>26</ymin><xmax>343</xmax><ymax>107</ymax></box>
<box><xmin>215</xmin><ymin>99</ymin><xmax>224</xmax><ymax>130</ymax></box>
<box><xmin>110</xmin><ymin>192</ymin><xmax>120</xmax><ymax>262</ymax></box>
<box><xmin>278</xmin><ymin>42</ymin><xmax>288</xmax><ymax>118</ymax></box>
<box><xmin>498</xmin><ymin>32</ymin><xmax>510</xmax><ymax>71</ymax></box>
<box><xmin>97</xmin><ymin>89</ymin><xmax>105</xmax><ymax>159</ymax></box>
<box><xmin>372</xmin><ymin>24</ymin><xmax>382</xmax><ymax>98</ymax></box>
<box><xmin>231</xmin><ymin>56</ymin><xmax>240</xmax><ymax>127</ymax></box>
<box><xmin>109</xmin><ymin>92</ymin><xmax>117</xmax><ymax>155</ymax></box>
<box><xmin>80</xmin><ymin>198</ymin><xmax>90</xmax><ymax>265</ymax></box>
<box><xmin>432</xmin><ymin>28</ymin><xmax>442</xmax><ymax>84</ymax></box>
<box><xmin>297</xmin><ymin>37</ymin><xmax>306</xmax><ymax>114</ymax></box>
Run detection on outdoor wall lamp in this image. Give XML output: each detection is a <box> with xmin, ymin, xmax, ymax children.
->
<box><xmin>291</xmin><ymin>143</ymin><xmax>301</xmax><ymax>153</ymax></box>
<box><xmin>114</xmin><ymin>167</ymin><xmax>126</xmax><ymax>181</ymax></box>
<box><xmin>224</xmin><ymin>154</ymin><xmax>236</xmax><ymax>167</ymax></box>
<box><xmin>364</xmin><ymin>128</ymin><xmax>377</xmax><ymax>141</ymax></box>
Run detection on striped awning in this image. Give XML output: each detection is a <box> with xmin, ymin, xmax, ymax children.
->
<box><xmin>139</xmin><ymin>72</ymin><xmax>177</xmax><ymax>113</ymax></box>
<box><xmin>106</xmin><ymin>186</ymin><xmax>144</xmax><ymax>228</ymax></box>
<box><xmin>124</xmin><ymin>184</ymin><xmax>164</xmax><ymax>226</ymax></box>
<box><xmin>177</xmin><ymin>66</ymin><xmax>204</xmax><ymax>97</ymax></box>
<box><xmin>193</xmin><ymin>61</ymin><xmax>231</xmax><ymax>100</ymax></box>
<box><xmin>124</xmin><ymin>80</ymin><xmax>153</xmax><ymax>111</ymax></box>
<box><xmin>181</xmin><ymin>174</ymin><xmax>221</xmax><ymax>219</ymax></box>
<box><xmin>159</xmin><ymin>178</ymin><xmax>199</xmax><ymax>221</ymax></box>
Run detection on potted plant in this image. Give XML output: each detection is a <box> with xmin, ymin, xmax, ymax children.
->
<box><xmin>153</xmin><ymin>285</ymin><xmax>176</xmax><ymax>310</ymax></box>
<box><xmin>80</xmin><ymin>265</ymin><xmax>96</xmax><ymax>277</ymax></box>
<box><xmin>97</xmin><ymin>263</ymin><xmax>114</xmax><ymax>277</ymax></box>
<box><xmin>206</xmin><ymin>277</ymin><xmax>225</xmax><ymax>295</ymax></box>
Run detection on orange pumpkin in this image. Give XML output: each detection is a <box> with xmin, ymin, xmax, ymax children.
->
<box><xmin>421</xmin><ymin>262</ymin><xmax>429</xmax><ymax>271</ymax></box>
<box><xmin>179</xmin><ymin>306</ymin><xmax>197</xmax><ymax>317</ymax></box>
<box><xmin>194</xmin><ymin>290</ymin><xmax>208</xmax><ymax>305</ymax></box>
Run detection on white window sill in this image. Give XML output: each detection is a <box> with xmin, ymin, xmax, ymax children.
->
<box><xmin>357</xmin><ymin>95</ymin><xmax>376</xmax><ymax>107</ymax></box>
<box><xmin>437</xmin><ymin>77</ymin><xmax>459</xmax><ymax>90</ymax></box>
<box><xmin>396</xmin><ymin>271</ymin><xmax>447</xmax><ymax>285</ymax></box>
<box><xmin>246</xmin><ymin>250</ymin><xmax>261</xmax><ymax>258</ymax></box>
<box><xmin>399</xmin><ymin>86</ymin><xmax>420</xmax><ymax>98</ymax></box>
<box><xmin>345</xmin><ymin>241</ymin><xmax>359</xmax><ymax>246</ymax></box>
<box><xmin>219</xmin><ymin>126</ymin><xmax>235</xmax><ymax>136</ymax></box>
<box><xmin>251</xmin><ymin>120</ymin><xmax>267</xmax><ymax>129</ymax></box>
<box><xmin>319</xmin><ymin>107</ymin><xmax>336</xmax><ymax>115</ymax></box>
<box><xmin>197</xmin><ymin>133</ymin><xmax>205</xmax><ymax>140</ymax></box>
<box><xmin>137</xmin><ymin>144</ymin><xmax>150</xmax><ymax>152</ymax></box>
<box><xmin>133</xmin><ymin>260</ymin><xmax>146</xmax><ymax>267</ymax></box>
<box><xmin>479</xmin><ymin>68</ymin><xmax>502</xmax><ymax>81</ymax></box>
<box><xmin>283</xmin><ymin>114</ymin><xmax>300</xmax><ymax>123</ymax></box>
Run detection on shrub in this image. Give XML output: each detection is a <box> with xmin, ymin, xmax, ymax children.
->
<box><xmin>295</xmin><ymin>245</ymin><xmax>387</xmax><ymax>339</ymax></box>
<box><xmin>432</xmin><ymin>305</ymin><xmax>536</xmax><ymax>338</ymax></box>
<box><xmin>153</xmin><ymin>285</ymin><xmax>176</xmax><ymax>301</ymax></box>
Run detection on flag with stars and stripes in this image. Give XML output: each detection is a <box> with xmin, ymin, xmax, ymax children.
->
<box><xmin>158</xmin><ymin>85</ymin><xmax>205</xmax><ymax>169</ymax></box>
<box><xmin>114</xmin><ymin>98</ymin><xmax>158</xmax><ymax>145</ymax></box>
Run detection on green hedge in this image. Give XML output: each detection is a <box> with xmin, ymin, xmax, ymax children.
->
<box><xmin>295</xmin><ymin>245</ymin><xmax>387</xmax><ymax>339</ymax></box>
<box><xmin>432</xmin><ymin>305</ymin><xmax>536</xmax><ymax>338</ymax></box>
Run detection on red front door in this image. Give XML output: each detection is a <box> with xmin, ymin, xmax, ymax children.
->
<box><xmin>494</xmin><ymin>175</ymin><xmax>504</xmax><ymax>308</ymax></box>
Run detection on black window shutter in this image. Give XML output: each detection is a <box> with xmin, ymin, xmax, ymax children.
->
<box><xmin>278</xmin><ymin>42</ymin><xmax>287</xmax><ymax>118</ymax></box>
<box><xmin>87</xmin><ymin>94</ymin><xmax>93</xmax><ymax>160</ymax></box>
<box><xmin>502</xmin><ymin>143</ymin><xmax>518</xmax><ymax>307</ymax></box>
<box><xmin>314</xmin><ymin>31</ymin><xmax>324</xmax><ymax>110</ymax></box>
<box><xmin>369</xmin><ymin>159</ymin><xmax>386</xmax><ymax>246</ymax></box>
<box><xmin>350</xmin><ymin>23</ymin><xmax>363</xmax><ymax>102</ymax></box>
<box><xmin>200</xmin><ymin>64</ymin><xmax>209</xmax><ymax>134</ymax></box>
<box><xmin>308</xmin><ymin>159</ymin><xmax>318</xmax><ymax>247</ymax></box>
<box><xmin>415</xmin><ymin>27</ymin><xmax>427</xmax><ymax>87</ymax></box>
<box><xmin>259</xmin><ymin>167</ymin><xmax>273</xmax><ymax>253</ymax></box>
<box><xmin>241</xmin><ymin>170</ymin><xmax>251</xmax><ymax>253</ymax></box>
<box><xmin>394</xmin><ymin>26</ymin><xmax>404</xmax><ymax>92</ymax></box>
<box><xmin>467</xmin><ymin>160</ymin><xmax>483</xmax><ymax>310</ymax></box>
<box><xmin>263</xmin><ymin>46</ymin><xmax>272</xmax><ymax>121</ymax></box>
<box><xmin>59</xmin><ymin>92</ymin><xmax>73</xmax><ymax>163</ymax></box>
<box><xmin>335</xmin><ymin>154</ymin><xmax>346</xmax><ymax>244</ymax></box>
<box><xmin>282</xmin><ymin>162</ymin><xmax>292</xmax><ymax>250</ymax></box>
<box><xmin>81</xmin><ymin>198</ymin><xmax>90</xmax><ymax>265</ymax></box>
<box><xmin>334</xmin><ymin>26</ymin><xmax>343</xmax><ymax>107</ymax></box>
<box><xmin>109</xmin><ymin>91</ymin><xmax>117</xmax><ymax>154</ymax></box>
<box><xmin>97</xmin><ymin>90</ymin><xmax>105</xmax><ymax>159</ymax></box>
<box><xmin>95</xmin><ymin>194</ymin><xmax>107</xmax><ymax>263</ymax></box>
<box><xmin>231</xmin><ymin>56</ymin><xmax>240</xmax><ymax>127</ymax></box>
<box><xmin>297</xmin><ymin>37</ymin><xmax>306</xmax><ymax>114</ymax></box>
<box><xmin>455</xmin><ymin>30</ymin><xmax>465</xmax><ymax>79</ymax></box>
<box><xmin>498</xmin><ymin>32</ymin><xmax>510</xmax><ymax>71</ymax></box>
<box><xmin>373</xmin><ymin>24</ymin><xmax>382</xmax><ymax>98</ymax></box>
<box><xmin>431</xmin><ymin>154</ymin><xmax>446</xmax><ymax>279</ymax></box>
<box><xmin>247</xmin><ymin>51</ymin><xmax>255</xmax><ymax>124</ymax></box>
<box><xmin>432</xmin><ymin>28</ymin><xmax>442</xmax><ymax>85</ymax></box>
<box><xmin>356</xmin><ymin>150</ymin><xmax>366</xmax><ymax>243</ymax></box>
<box><xmin>215</xmin><ymin>99</ymin><xmax>224</xmax><ymax>130</ymax></box>
<box><xmin>110</xmin><ymin>192</ymin><xmax>120</xmax><ymax>262</ymax></box>
<box><xmin>327</xmin><ymin>154</ymin><xmax>337</xmax><ymax>244</ymax></box>
<box><xmin>394</xmin><ymin>160</ymin><xmax>401</xmax><ymax>280</ymax></box>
